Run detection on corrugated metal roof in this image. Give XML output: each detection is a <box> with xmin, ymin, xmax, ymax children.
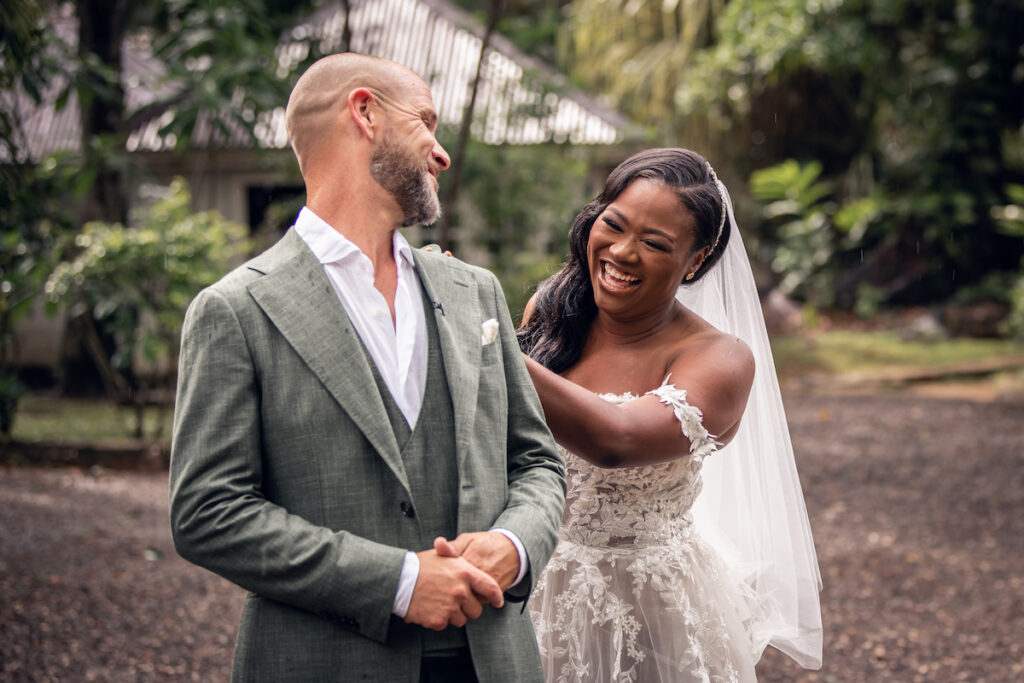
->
<box><xmin>7</xmin><ymin>0</ymin><xmax>634</xmax><ymax>163</ymax></box>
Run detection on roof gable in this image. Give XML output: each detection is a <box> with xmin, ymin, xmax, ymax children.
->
<box><xmin>11</xmin><ymin>0</ymin><xmax>635</xmax><ymax>163</ymax></box>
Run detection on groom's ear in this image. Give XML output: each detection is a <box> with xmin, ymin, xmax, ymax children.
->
<box><xmin>348</xmin><ymin>88</ymin><xmax>380</xmax><ymax>140</ymax></box>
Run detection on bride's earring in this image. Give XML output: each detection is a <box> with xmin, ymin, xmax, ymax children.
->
<box><xmin>685</xmin><ymin>272</ymin><xmax>695</xmax><ymax>281</ymax></box>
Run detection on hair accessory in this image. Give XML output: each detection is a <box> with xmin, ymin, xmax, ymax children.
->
<box><xmin>706</xmin><ymin>162</ymin><xmax>728</xmax><ymax>253</ymax></box>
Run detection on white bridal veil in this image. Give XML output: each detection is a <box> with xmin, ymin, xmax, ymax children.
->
<box><xmin>678</xmin><ymin>182</ymin><xmax>824</xmax><ymax>669</ymax></box>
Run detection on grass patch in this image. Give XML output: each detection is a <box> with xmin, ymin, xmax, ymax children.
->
<box><xmin>11</xmin><ymin>394</ymin><xmax>173</xmax><ymax>444</ymax></box>
<box><xmin>771</xmin><ymin>330</ymin><xmax>1024</xmax><ymax>378</ymax></box>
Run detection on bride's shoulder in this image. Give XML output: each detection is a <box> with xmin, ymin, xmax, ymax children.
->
<box><xmin>670</xmin><ymin>308</ymin><xmax>750</xmax><ymax>354</ymax></box>
<box><xmin>667</xmin><ymin>318</ymin><xmax>754</xmax><ymax>380</ymax></box>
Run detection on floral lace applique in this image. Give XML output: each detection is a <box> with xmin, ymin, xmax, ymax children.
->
<box><xmin>531</xmin><ymin>384</ymin><xmax>758</xmax><ymax>683</ymax></box>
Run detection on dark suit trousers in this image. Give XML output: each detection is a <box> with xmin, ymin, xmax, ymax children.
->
<box><xmin>419</xmin><ymin>649</ymin><xmax>479</xmax><ymax>683</ymax></box>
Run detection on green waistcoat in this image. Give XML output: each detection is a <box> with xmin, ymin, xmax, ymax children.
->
<box><xmin>362</xmin><ymin>282</ymin><xmax>466</xmax><ymax>654</ymax></box>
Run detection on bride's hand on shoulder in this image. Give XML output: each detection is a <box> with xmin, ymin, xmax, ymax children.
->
<box><xmin>527</xmin><ymin>333</ymin><xmax>753</xmax><ymax>468</ymax></box>
<box><xmin>613</xmin><ymin>334</ymin><xmax>754</xmax><ymax>461</ymax></box>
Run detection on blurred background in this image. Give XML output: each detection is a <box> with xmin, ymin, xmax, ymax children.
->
<box><xmin>2</xmin><ymin>1</ymin><xmax>1022</xmax><ymax>681</ymax></box>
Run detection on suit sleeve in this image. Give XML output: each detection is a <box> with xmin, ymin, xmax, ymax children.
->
<box><xmin>168</xmin><ymin>287</ymin><xmax>405</xmax><ymax>643</ymax></box>
<box><xmin>484</xmin><ymin>272</ymin><xmax>566</xmax><ymax>600</ymax></box>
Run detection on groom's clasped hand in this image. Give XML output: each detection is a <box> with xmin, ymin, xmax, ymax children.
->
<box><xmin>405</xmin><ymin>533</ymin><xmax>519</xmax><ymax>631</ymax></box>
<box><xmin>403</xmin><ymin>535</ymin><xmax>504</xmax><ymax>631</ymax></box>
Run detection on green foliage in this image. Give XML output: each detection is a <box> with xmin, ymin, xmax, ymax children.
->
<box><xmin>0</xmin><ymin>0</ymin><xmax>68</xmax><ymax>164</ymax></box>
<box><xmin>674</xmin><ymin>0</ymin><xmax>837</xmax><ymax>125</ymax></box>
<box><xmin>559</xmin><ymin>0</ymin><xmax>724</xmax><ymax>142</ymax></box>
<box><xmin>708</xmin><ymin>0</ymin><xmax>1024</xmax><ymax>305</ymax></box>
<box><xmin>444</xmin><ymin>140</ymin><xmax>594</xmax><ymax>318</ymax></box>
<box><xmin>45</xmin><ymin>179</ymin><xmax>248</xmax><ymax>432</ymax></box>
<box><xmin>752</xmin><ymin>158</ymin><xmax>897</xmax><ymax>313</ymax></box>
<box><xmin>0</xmin><ymin>0</ymin><xmax>71</xmax><ymax>434</ymax></box>
<box><xmin>149</xmin><ymin>0</ymin><xmax>318</xmax><ymax>150</ymax></box>
<box><xmin>496</xmin><ymin>1</ymin><xmax>565</xmax><ymax>65</ymax></box>
<box><xmin>753</xmin><ymin>160</ymin><xmax>833</xmax><ymax>298</ymax></box>
<box><xmin>559</xmin><ymin>0</ymin><xmax>1024</xmax><ymax>312</ymax></box>
<box><xmin>498</xmin><ymin>252</ymin><xmax>567</xmax><ymax>326</ymax></box>
<box><xmin>992</xmin><ymin>184</ymin><xmax>1024</xmax><ymax>239</ymax></box>
<box><xmin>0</xmin><ymin>159</ymin><xmax>76</xmax><ymax>346</ymax></box>
<box><xmin>752</xmin><ymin>160</ymin><xmax>835</xmax><ymax>304</ymax></box>
<box><xmin>0</xmin><ymin>161</ymin><xmax>76</xmax><ymax>437</ymax></box>
<box><xmin>0</xmin><ymin>373</ymin><xmax>27</xmax><ymax>439</ymax></box>
<box><xmin>8</xmin><ymin>0</ymin><xmax>322</xmax><ymax>229</ymax></box>
<box><xmin>1</xmin><ymin>0</ymin><xmax>79</xmax><ymax>433</ymax></box>
<box><xmin>1006</xmin><ymin>272</ymin><xmax>1024</xmax><ymax>340</ymax></box>
<box><xmin>0</xmin><ymin>0</ymin><xmax>76</xmax><ymax>369</ymax></box>
<box><xmin>986</xmin><ymin>181</ymin><xmax>1024</xmax><ymax>338</ymax></box>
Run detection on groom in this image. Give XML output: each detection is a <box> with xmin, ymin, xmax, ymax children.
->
<box><xmin>169</xmin><ymin>53</ymin><xmax>565</xmax><ymax>682</ymax></box>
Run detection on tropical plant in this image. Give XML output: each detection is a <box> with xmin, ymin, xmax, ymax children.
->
<box><xmin>751</xmin><ymin>159</ymin><xmax>882</xmax><ymax>309</ymax></box>
<box><xmin>559</xmin><ymin>0</ymin><xmax>725</xmax><ymax>143</ymax></box>
<box><xmin>0</xmin><ymin>0</ymin><xmax>77</xmax><ymax>438</ymax></box>
<box><xmin>441</xmin><ymin>139</ymin><xmax>595</xmax><ymax>318</ymax></box>
<box><xmin>45</xmin><ymin>178</ymin><xmax>249</xmax><ymax>437</ymax></box>
<box><xmin>751</xmin><ymin>160</ymin><xmax>837</xmax><ymax>302</ymax></box>
<box><xmin>558</xmin><ymin>0</ymin><xmax>1024</xmax><ymax>310</ymax></box>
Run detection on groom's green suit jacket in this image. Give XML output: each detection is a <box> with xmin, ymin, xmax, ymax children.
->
<box><xmin>169</xmin><ymin>229</ymin><xmax>566</xmax><ymax>682</ymax></box>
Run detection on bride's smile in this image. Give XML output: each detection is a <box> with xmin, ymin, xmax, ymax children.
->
<box><xmin>587</xmin><ymin>178</ymin><xmax>705</xmax><ymax>322</ymax></box>
<box><xmin>598</xmin><ymin>260</ymin><xmax>641</xmax><ymax>290</ymax></box>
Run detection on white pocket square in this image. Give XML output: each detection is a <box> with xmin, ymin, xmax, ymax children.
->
<box><xmin>481</xmin><ymin>318</ymin><xmax>499</xmax><ymax>345</ymax></box>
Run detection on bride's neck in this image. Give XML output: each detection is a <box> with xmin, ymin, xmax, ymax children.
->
<box><xmin>591</xmin><ymin>302</ymin><xmax>680</xmax><ymax>346</ymax></box>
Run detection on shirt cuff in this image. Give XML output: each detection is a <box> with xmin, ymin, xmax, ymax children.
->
<box><xmin>392</xmin><ymin>551</ymin><xmax>420</xmax><ymax>618</ymax></box>
<box><xmin>490</xmin><ymin>528</ymin><xmax>529</xmax><ymax>588</ymax></box>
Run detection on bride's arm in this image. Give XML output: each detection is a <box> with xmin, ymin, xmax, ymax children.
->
<box><xmin>522</xmin><ymin>338</ymin><xmax>754</xmax><ymax>468</ymax></box>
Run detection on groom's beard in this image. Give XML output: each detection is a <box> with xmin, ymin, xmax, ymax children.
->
<box><xmin>370</xmin><ymin>131</ymin><xmax>442</xmax><ymax>228</ymax></box>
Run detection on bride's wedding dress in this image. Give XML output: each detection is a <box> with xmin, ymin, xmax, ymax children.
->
<box><xmin>529</xmin><ymin>384</ymin><xmax>769</xmax><ymax>683</ymax></box>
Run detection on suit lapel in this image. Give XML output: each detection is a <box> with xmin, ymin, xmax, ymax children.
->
<box><xmin>247</xmin><ymin>230</ymin><xmax>409</xmax><ymax>492</ymax></box>
<box><xmin>413</xmin><ymin>252</ymin><xmax>481</xmax><ymax>473</ymax></box>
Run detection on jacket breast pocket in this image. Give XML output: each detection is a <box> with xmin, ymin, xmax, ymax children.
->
<box><xmin>480</xmin><ymin>338</ymin><xmax>502</xmax><ymax>367</ymax></box>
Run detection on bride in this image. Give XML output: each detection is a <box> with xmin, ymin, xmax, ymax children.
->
<box><xmin>519</xmin><ymin>148</ymin><xmax>822</xmax><ymax>682</ymax></box>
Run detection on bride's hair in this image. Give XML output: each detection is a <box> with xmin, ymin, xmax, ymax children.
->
<box><xmin>518</xmin><ymin>148</ymin><xmax>731</xmax><ymax>373</ymax></box>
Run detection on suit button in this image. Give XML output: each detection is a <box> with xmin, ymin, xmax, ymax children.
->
<box><xmin>400</xmin><ymin>501</ymin><xmax>415</xmax><ymax>518</ymax></box>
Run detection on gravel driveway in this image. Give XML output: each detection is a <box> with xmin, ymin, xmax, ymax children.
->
<box><xmin>2</xmin><ymin>393</ymin><xmax>1022</xmax><ymax>682</ymax></box>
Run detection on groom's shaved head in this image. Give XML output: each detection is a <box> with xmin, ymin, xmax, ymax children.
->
<box><xmin>285</xmin><ymin>52</ymin><xmax>418</xmax><ymax>175</ymax></box>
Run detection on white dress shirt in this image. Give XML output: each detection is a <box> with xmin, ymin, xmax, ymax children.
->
<box><xmin>293</xmin><ymin>208</ymin><xmax>527</xmax><ymax>619</ymax></box>
<box><xmin>295</xmin><ymin>207</ymin><xmax>426</xmax><ymax>428</ymax></box>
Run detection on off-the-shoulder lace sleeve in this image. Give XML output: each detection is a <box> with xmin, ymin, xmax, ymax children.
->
<box><xmin>646</xmin><ymin>382</ymin><xmax>719</xmax><ymax>464</ymax></box>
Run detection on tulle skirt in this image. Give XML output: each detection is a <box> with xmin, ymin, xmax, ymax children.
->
<box><xmin>529</xmin><ymin>533</ymin><xmax>767</xmax><ymax>683</ymax></box>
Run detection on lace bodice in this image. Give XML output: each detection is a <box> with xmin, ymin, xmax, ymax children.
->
<box><xmin>531</xmin><ymin>384</ymin><xmax>761</xmax><ymax>683</ymax></box>
<box><xmin>558</xmin><ymin>384</ymin><xmax>719</xmax><ymax>551</ymax></box>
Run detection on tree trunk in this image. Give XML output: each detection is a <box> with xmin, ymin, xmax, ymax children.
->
<box><xmin>339</xmin><ymin>0</ymin><xmax>352</xmax><ymax>52</ymax></box>
<box><xmin>437</xmin><ymin>0</ymin><xmax>504</xmax><ymax>249</ymax></box>
<box><xmin>77</xmin><ymin>304</ymin><xmax>130</xmax><ymax>402</ymax></box>
<box><xmin>76</xmin><ymin>0</ymin><xmax>128</xmax><ymax>225</ymax></box>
